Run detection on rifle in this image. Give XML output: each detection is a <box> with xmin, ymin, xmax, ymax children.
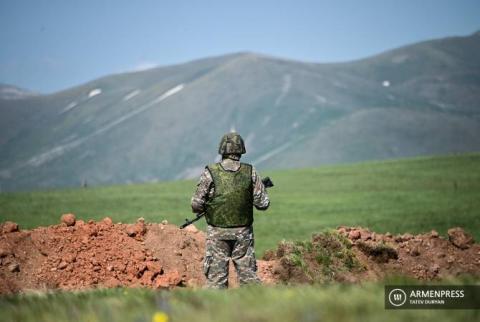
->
<box><xmin>180</xmin><ymin>176</ymin><xmax>274</xmax><ymax>229</ymax></box>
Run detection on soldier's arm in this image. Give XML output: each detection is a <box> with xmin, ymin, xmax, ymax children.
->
<box><xmin>191</xmin><ymin>168</ymin><xmax>213</xmax><ymax>213</ymax></box>
<box><xmin>252</xmin><ymin>166</ymin><xmax>270</xmax><ymax>211</ymax></box>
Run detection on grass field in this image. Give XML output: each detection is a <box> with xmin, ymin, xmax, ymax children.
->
<box><xmin>1</xmin><ymin>153</ymin><xmax>479</xmax><ymax>255</ymax></box>
<box><xmin>1</xmin><ymin>279</ymin><xmax>479</xmax><ymax>322</ymax></box>
<box><xmin>1</xmin><ymin>153</ymin><xmax>480</xmax><ymax>321</ymax></box>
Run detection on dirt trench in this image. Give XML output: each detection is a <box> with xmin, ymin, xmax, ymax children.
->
<box><xmin>0</xmin><ymin>217</ymin><xmax>479</xmax><ymax>294</ymax></box>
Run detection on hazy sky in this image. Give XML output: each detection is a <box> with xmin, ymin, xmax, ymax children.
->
<box><xmin>1</xmin><ymin>0</ymin><xmax>479</xmax><ymax>93</ymax></box>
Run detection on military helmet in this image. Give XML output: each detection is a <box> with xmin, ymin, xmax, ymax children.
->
<box><xmin>218</xmin><ymin>132</ymin><xmax>246</xmax><ymax>155</ymax></box>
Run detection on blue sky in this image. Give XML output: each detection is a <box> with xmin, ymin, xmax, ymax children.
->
<box><xmin>1</xmin><ymin>0</ymin><xmax>479</xmax><ymax>93</ymax></box>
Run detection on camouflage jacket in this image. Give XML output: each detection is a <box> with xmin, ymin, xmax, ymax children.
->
<box><xmin>191</xmin><ymin>158</ymin><xmax>270</xmax><ymax>217</ymax></box>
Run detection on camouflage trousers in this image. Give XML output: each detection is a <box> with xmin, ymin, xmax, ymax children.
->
<box><xmin>204</xmin><ymin>225</ymin><xmax>261</xmax><ymax>289</ymax></box>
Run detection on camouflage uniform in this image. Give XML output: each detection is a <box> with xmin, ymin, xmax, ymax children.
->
<box><xmin>191</xmin><ymin>156</ymin><xmax>270</xmax><ymax>289</ymax></box>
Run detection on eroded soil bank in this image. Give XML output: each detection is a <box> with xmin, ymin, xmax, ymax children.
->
<box><xmin>1</xmin><ymin>216</ymin><xmax>478</xmax><ymax>294</ymax></box>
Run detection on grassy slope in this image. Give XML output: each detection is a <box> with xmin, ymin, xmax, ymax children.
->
<box><xmin>1</xmin><ymin>153</ymin><xmax>479</xmax><ymax>256</ymax></box>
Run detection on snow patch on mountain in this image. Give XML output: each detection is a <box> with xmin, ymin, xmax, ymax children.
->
<box><xmin>123</xmin><ymin>90</ymin><xmax>141</xmax><ymax>101</ymax></box>
<box><xmin>275</xmin><ymin>74</ymin><xmax>291</xmax><ymax>106</ymax></box>
<box><xmin>60</xmin><ymin>101</ymin><xmax>78</xmax><ymax>114</ymax></box>
<box><xmin>88</xmin><ymin>88</ymin><xmax>102</xmax><ymax>98</ymax></box>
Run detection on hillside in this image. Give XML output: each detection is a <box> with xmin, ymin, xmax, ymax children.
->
<box><xmin>1</xmin><ymin>33</ymin><xmax>480</xmax><ymax>191</ymax></box>
<box><xmin>1</xmin><ymin>153</ymin><xmax>479</xmax><ymax>255</ymax></box>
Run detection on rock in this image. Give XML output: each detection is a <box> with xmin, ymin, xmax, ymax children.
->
<box><xmin>184</xmin><ymin>224</ymin><xmax>199</xmax><ymax>233</ymax></box>
<box><xmin>102</xmin><ymin>217</ymin><xmax>113</xmax><ymax>226</ymax></box>
<box><xmin>126</xmin><ymin>222</ymin><xmax>146</xmax><ymax>237</ymax></box>
<box><xmin>0</xmin><ymin>247</ymin><xmax>11</xmax><ymax>257</ymax></box>
<box><xmin>61</xmin><ymin>213</ymin><xmax>76</xmax><ymax>226</ymax></box>
<box><xmin>8</xmin><ymin>262</ymin><xmax>20</xmax><ymax>272</ymax></box>
<box><xmin>337</xmin><ymin>227</ymin><xmax>348</xmax><ymax>235</ymax></box>
<box><xmin>448</xmin><ymin>227</ymin><xmax>474</xmax><ymax>249</ymax></box>
<box><xmin>410</xmin><ymin>245</ymin><xmax>421</xmax><ymax>256</ymax></box>
<box><xmin>103</xmin><ymin>277</ymin><xmax>121</xmax><ymax>288</ymax></box>
<box><xmin>58</xmin><ymin>261</ymin><xmax>68</xmax><ymax>270</ymax></box>
<box><xmin>184</xmin><ymin>278</ymin><xmax>201</xmax><ymax>288</ymax></box>
<box><xmin>360</xmin><ymin>231</ymin><xmax>372</xmax><ymax>241</ymax></box>
<box><xmin>348</xmin><ymin>230</ymin><xmax>361</xmax><ymax>240</ymax></box>
<box><xmin>146</xmin><ymin>261</ymin><xmax>163</xmax><ymax>274</ymax></box>
<box><xmin>154</xmin><ymin>270</ymin><xmax>182</xmax><ymax>288</ymax></box>
<box><xmin>140</xmin><ymin>271</ymin><xmax>155</xmax><ymax>285</ymax></box>
<box><xmin>161</xmin><ymin>220</ymin><xmax>168</xmax><ymax>225</ymax></box>
<box><xmin>431</xmin><ymin>264</ymin><xmax>440</xmax><ymax>274</ymax></box>
<box><xmin>2</xmin><ymin>221</ymin><xmax>19</xmax><ymax>233</ymax></box>
<box><xmin>394</xmin><ymin>233</ymin><xmax>413</xmax><ymax>243</ymax></box>
<box><xmin>430</xmin><ymin>230</ymin><xmax>439</xmax><ymax>238</ymax></box>
<box><xmin>64</xmin><ymin>253</ymin><xmax>77</xmax><ymax>263</ymax></box>
<box><xmin>126</xmin><ymin>226</ymin><xmax>137</xmax><ymax>237</ymax></box>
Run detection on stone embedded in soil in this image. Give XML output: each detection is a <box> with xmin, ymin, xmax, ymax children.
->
<box><xmin>154</xmin><ymin>270</ymin><xmax>182</xmax><ymax>288</ymax></box>
<box><xmin>410</xmin><ymin>245</ymin><xmax>421</xmax><ymax>256</ymax></box>
<box><xmin>0</xmin><ymin>247</ymin><xmax>11</xmax><ymax>258</ymax></box>
<box><xmin>348</xmin><ymin>230</ymin><xmax>361</xmax><ymax>240</ymax></box>
<box><xmin>126</xmin><ymin>222</ymin><xmax>146</xmax><ymax>237</ymax></box>
<box><xmin>102</xmin><ymin>217</ymin><xmax>113</xmax><ymax>226</ymax></box>
<box><xmin>402</xmin><ymin>233</ymin><xmax>413</xmax><ymax>241</ymax></box>
<box><xmin>61</xmin><ymin>213</ymin><xmax>76</xmax><ymax>226</ymax></box>
<box><xmin>337</xmin><ymin>226</ymin><xmax>350</xmax><ymax>235</ymax></box>
<box><xmin>184</xmin><ymin>224</ymin><xmax>199</xmax><ymax>233</ymax></box>
<box><xmin>360</xmin><ymin>230</ymin><xmax>372</xmax><ymax>241</ymax></box>
<box><xmin>430</xmin><ymin>230</ymin><xmax>439</xmax><ymax>238</ymax></box>
<box><xmin>103</xmin><ymin>277</ymin><xmax>121</xmax><ymax>288</ymax></box>
<box><xmin>448</xmin><ymin>227</ymin><xmax>474</xmax><ymax>249</ymax></box>
<box><xmin>58</xmin><ymin>261</ymin><xmax>68</xmax><ymax>270</ymax></box>
<box><xmin>8</xmin><ymin>262</ymin><xmax>20</xmax><ymax>272</ymax></box>
<box><xmin>2</xmin><ymin>221</ymin><xmax>19</xmax><ymax>233</ymax></box>
<box><xmin>146</xmin><ymin>261</ymin><xmax>163</xmax><ymax>274</ymax></box>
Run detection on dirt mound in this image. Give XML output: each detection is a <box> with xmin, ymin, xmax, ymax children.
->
<box><xmin>262</xmin><ymin>227</ymin><xmax>480</xmax><ymax>284</ymax></box>
<box><xmin>0</xmin><ymin>218</ymin><xmax>202</xmax><ymax>294</ymax></box>
<box><xmin>1</xmin><ymin>219</ymin><xmax>479</xmax><ymax>294</ymax></box>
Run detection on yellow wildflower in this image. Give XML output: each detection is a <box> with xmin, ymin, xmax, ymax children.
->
<box><xmin>152</xmin><ymin>311</ymin><xmax>169</xmax><ymax>322</ymax></box>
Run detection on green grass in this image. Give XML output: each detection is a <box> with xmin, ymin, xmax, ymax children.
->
<box><xmin>1</xmin><ymin>153</ymin><xmax>480</xmax><ymax>321</ymax></box>
<box><xmin>1</xmin><ymin>153</ymin><xmax>480</xmax><ymax>256</ymax></box>
<box><xmin>1</xmin><ymin>282</ymin><xmax>479</xmax><ymax>322</ymax></box>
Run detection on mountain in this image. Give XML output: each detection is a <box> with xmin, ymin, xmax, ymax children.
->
<box><xmin>1</xmin><ymin>32</ymin><xmax>480</xmax><ymax>191</ymax></box>
<box><xmin>0</xmin><ymin>84</ymin><xmax>38</xmax><ymax>100</ymax></box>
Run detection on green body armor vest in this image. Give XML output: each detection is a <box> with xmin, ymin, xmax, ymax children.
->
<box><xmin>205</xmin><ymin>162</ymin><xmax>253</xmax><ymax>228</ymax></box>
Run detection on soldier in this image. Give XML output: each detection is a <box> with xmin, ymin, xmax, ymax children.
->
<box><xmin>191</xmin><ymin>132</ymin><xmax>270</xmax><ymax>289</ymax></box>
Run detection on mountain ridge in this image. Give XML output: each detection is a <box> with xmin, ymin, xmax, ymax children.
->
<box><xmin>1</xmin><ymin>32</ymin><xmax>479</xmax><ymax>191</ymax></box>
